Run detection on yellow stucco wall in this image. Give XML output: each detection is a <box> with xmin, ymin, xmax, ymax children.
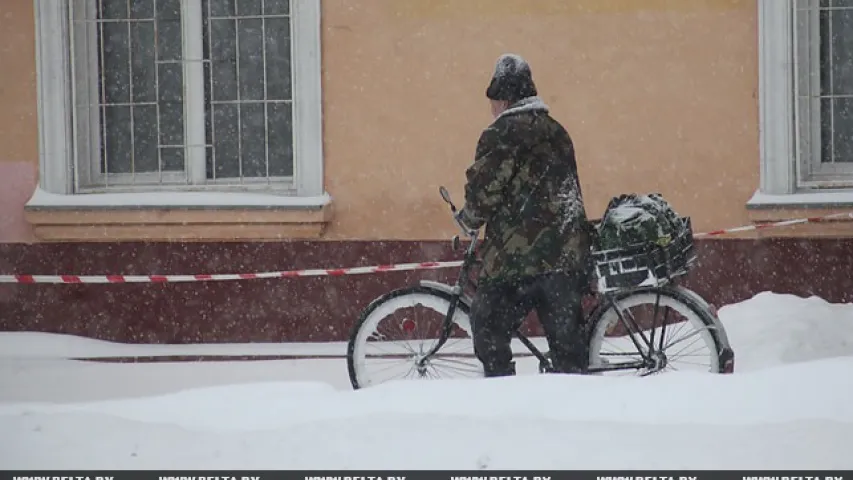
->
<box><xmin>0</xmin><ymin>0</ymin><xmax>38</xmax><ymax>242</ymax></box>
<box><xmin>0</xmin><ymin>0</ymin><xmax>38</xmax><ymax>165</ymax></box>
<box><xmin>320</xmin><ymin>0</ymin><xmax>759</xmax><ymax>240</ymax></box>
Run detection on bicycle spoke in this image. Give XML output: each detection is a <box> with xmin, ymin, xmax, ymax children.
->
<box><xmin>432</xmin><ymin>338</ymin><xmax>473</xmax><ymax>354</ymax></box>
<box><xmin>382</xmin><ymin>317</ymin><xmax>420</xmax><ymax>354</ymax></box>
<box><xmin>349</xmin><ymin>289</ymin><xmax>484</xmax><ymax>388</ymax></box>
<box><xmin>365</xmin><ymin>359</ymin><xmax>415</xmax><ymax>377</ymax></box>
<box><xmin>430</xmin><ymin>356</ymin><xmax>480</xmax><ymax>368</ymax></box>
<box><xmin>363</xmin><ymin>344</ymin><xmax>405</xmax><ymax>357</ymax></box>
<box><xmin>398</xmin><ymin>363</ymin><xmax>420</xmax><ymax>381</ymax></box>
<box><xmin>663</xmin><ymin>318</ymin><xmax>692</xmax><ymax>350</ymax></box>
<box><xmin>396</xmin><ymin>336</ymin><xmax>418</xmax><ymax>356</ymax></box>
<box><xmin>363</xmin><ymin>341</ymin><xmax>411</xmax><ymax>357</ymax></box>
<box><xmin>621</xmin><ymin>304</ymin><xmax>654</xmax><ymax>350</ymax></box>
<box><xmin>677</xmin><ymin>348</ymin><xmax>708</xmax><ymax>358</ymax></box>
<box><xmin>371</xmin><ymin>363</ymin><xmax>417</xmax><ymax>384</ymax></box>
<box><xmin>427</xmin><ymin>363</ymin><xmax>450</xmax><ymax>379</ymax></box>
<box><xmin>430</xmin><ymin>359</ymin><xmax>482</xmax><ymax>375</ymax></box>
<box><xmin>669</xmin><ymin>359</ymin><xmax>712</xmax><ymax>368</ymax></box>
<box><xmin>429</xmin><ymin>362</ymin><xmax>482</xmax><ymax>377</ymax></box>
<box><xmin>664</xmin><ymin>325</ymin><xmax>703</xmax><ymax>350</ymax></box>
<box><xmin>375</xmin><ymin>322</ymin><xmax>410</xmax><ymax>348</ymax></box>
<box><xmin>600</xmin><ymin>335</ymin><xmax>646</xmax><ymax>365</ymax></box>
<box><xmin>672</xmin><ymin>343</ymin><xmax>713</xmax><ymax>360</ymax></box>
<box><xmin>606</xmin><ymin>301</ymin><xmax>655</xmax><ymax>363</ymax></box>
<box><xmin>668</xmin><ymin>338</ymin><xmax>707</xmax><ymax>363</ymax></box>
<box><xmin>588</xmin><ymin>289</ymin><xmax>725</xmax><ymax>377</ymax></box>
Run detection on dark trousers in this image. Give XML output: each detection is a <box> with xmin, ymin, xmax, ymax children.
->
<box><xmin>469</xmin><ymin>271</ymin><xmax>589</xmax><ymax>377</ymax></box>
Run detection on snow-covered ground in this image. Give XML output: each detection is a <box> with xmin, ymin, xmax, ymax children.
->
<box><xmin>1</xmin><ymin>291</ymin><xmax>852</xmax><ymax>469</ymax></box>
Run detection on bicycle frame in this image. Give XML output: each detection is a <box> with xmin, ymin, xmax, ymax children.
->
<box><xmin>422</xmin><ymin>187</ymin><xmax>674</xmax><ymax>376</ymax></box>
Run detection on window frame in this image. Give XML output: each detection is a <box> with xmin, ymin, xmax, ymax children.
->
<box><xmin>31</xmin><ymin>0</ymin><xmax>326</xmax><ymax>207</ymax></box>
<box><xmin>793</xmin><ymin>0</ymin><xmax>853</xmax><ymax>187</ymax></box>
<box><xmin>752</xmin><ymin>0</ymin><xmax>853</xmax><ymax>207</ymax></box>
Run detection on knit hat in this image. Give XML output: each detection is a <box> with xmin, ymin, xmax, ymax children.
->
<box><xmin>485</xmin><ymin>53</ymin><xmax>538</xmax><ymax>104</ymax></box>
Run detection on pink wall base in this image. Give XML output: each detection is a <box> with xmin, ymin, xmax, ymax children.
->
<box><xmin>0</xmin><ymin>161</ymin><xmax>37</xmax><ymax>243</ymax></box>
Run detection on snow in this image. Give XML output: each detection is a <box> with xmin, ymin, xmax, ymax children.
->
<box><xmin>494</xmin><ymin>96</ymin><xmax>549</xmax><ymax>121</ymax></box>
<box><xmin>1</xmin><ymin>292</ymin><xmax>852</xmax><ymax>469</ymax></box>
<box><xmin>556</xmin><ymin>176</ymin><xmax>583</xmax><ymax>236</ymax></box>
<box><xmin>0</xmin><ymin>333</ymin><xmax>545</xmax><ymax>360</ymax></box>
<box><xmin>747</xmin><ymin>188</ymin><xmax>853</xmax><ymax>207</ymax></box>
<box><xmin>0</xmin><ymin>333</ymin><xmax>349</xmax><ymax>359</ymax></box>
<box><xmin>493</xmin><ymin>53</ymin><xmax>529</xmax><ymax>78</ymax></box>
<box><xmin>604</xmin><ymin>204</ymin><xmax>656</xmax><ymax>225</ymax></box>
<box><xmin>25</xmin><ymin>186</ymin><xmax>331</xmax><ymax>208</ymax></box>
<box><xmin>602</xmin><ymin>193</ymin><xmax>678</xmax><ymax>224</ymax></box>
<box><xmin>718</xmin><ymin>291</ymin><xmax>853</xmax><ymax>370</ymax></box>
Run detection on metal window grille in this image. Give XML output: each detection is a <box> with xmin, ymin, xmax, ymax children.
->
<box><xmin>68</xmin><ymin>0</ymin><xmax>295</xmax><ymax>192</ymax></box>
<box><xmin>793</xmin><ymin>0</ymin><xmax>853</xmax><ymax>187</ymax></box>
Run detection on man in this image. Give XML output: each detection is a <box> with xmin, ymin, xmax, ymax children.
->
<box><xmin>456</xmin><ymin>53</ymin><xmax>593</xmax><ymax>377</ymax></box>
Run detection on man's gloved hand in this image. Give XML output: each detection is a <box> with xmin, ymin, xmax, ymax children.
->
<box><xmin>454</xmin><ymin>210</ymin><xmax>478</xmax><ymax>236</ymax></box>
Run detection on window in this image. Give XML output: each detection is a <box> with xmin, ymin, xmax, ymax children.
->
<box><xmin>33</xmin><ymin>0</ymin><xmax>324</xmax><ymax>204</ymax></box>
<box><xmin>756</xmin><ymin>0</ymin><xmax>853</xmax><ymax>202</ymax></box>
<box><xmin>794</xmin><ymin>0</ymin><xmax>853</xmax><ymax>187</ymax></box>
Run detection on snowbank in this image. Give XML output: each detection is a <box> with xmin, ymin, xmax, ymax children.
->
<box><xmin>0</xmin><ymin>356</ymin><xmax>851</xmax><ymax>469</ymax></box>
<box><xmin>0</xmin><ymin>292</ymin><xmax>852</xmax><ymax>469</ymax></box>
<box><xmin>3</xmin><ymin>356</ymin><xmax>852</xmax><ymax>429</ymax></box>
<box><xmin>2</xmin><ymin>290</ymin><xmax>852</xmax><ymax>370</ymax></box>
<box><xmin>0</xmin><ymin>332</ymin><xmax>349</xmax><ymax>359</ymax></box>
<box><xmin>719</xmin><ymin>291</ymin><xmax>853</xmax><ymax>371</ymax></box>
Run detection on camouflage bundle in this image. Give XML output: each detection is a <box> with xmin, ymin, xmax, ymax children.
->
<box><xmin>596</xmin><ymin>193</ymin><xmax>685</xmax><ymax>252</ymax></box>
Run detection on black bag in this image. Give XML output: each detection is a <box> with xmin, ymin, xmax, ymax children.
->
<box><xmin>596</xmin><ymin>193</ymin><xmax>685</xmax><ymax>251</ymax></box>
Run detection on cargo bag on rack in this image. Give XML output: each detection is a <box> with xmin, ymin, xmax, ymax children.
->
<box><xmin>597</xmin><ymin>193</ymin><xmax>683</xmax><ymax>250</ymax></box>
<box><xmin>593</xmin><ymin>193</ymin><xmax>696</xmax><ymax>292</ymax></box>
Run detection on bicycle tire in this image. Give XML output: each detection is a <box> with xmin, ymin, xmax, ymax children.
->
<box><xmin>346</xmin><ymin>285</ymin><xmax>479</xmax><ymax>389</ymax></box>
<box><xmin>586</xmin><ymin>285</ymin><xmax>732</xmax><ymax>374</ymax></box>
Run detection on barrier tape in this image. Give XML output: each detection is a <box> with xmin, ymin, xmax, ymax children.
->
<box><xmin>2</xmin><ymin>211</ymin><xmax>852</xmax><ymax>284</ymax></box>
<box><xmin>0</xmin><ymin>261</ymin><xmax>466</xmax><ymax>285</ymax></box>
<box><xmin>696</xmin><ymin>211</ymin><xmax>853</xmax><ymax>237</ymax></box>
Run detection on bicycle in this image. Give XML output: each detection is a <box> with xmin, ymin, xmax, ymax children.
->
<box><xmin>346</xmin><ymin>186</ymin><xmax>735</xmax><ymax>389</ymax></box>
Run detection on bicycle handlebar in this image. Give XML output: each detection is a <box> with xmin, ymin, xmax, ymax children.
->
<box><xmin>451</xmin><ymin>210</ymin><xmax>478</xmax><ymax>239</ymax></box>
<box><xmin>438</xmin><ymin>186</ymin><xmax>479</xmax><ymax>241</ymax></box>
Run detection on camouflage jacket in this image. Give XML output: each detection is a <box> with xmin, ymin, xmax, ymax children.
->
<box><xmin>458</xmin><ymin>97</ymin><xmax>592</xmax><ymax>284</ymax></box>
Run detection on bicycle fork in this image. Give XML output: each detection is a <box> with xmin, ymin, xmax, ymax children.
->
<box><xmin>415</xmin><ymin>286</ymin><xmax>465</xmax><ymax>373</ymax></box>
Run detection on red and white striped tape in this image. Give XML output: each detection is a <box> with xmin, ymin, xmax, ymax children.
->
<box><xmin>696</xmin><ymin>211</ymin><xmax>853</xmax><ymax>237</ymax></box>
<box><xmin>0</xmin><ymin>261</ymin><xmax>465</xmax><ymax>285</ymax></box>
<box><xmin>1</xmin><ymin>211</ymin><xmax>851</xmax><ymax>284</ymax></box>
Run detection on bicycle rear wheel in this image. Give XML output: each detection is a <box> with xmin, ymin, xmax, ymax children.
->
<box><xmin>587</xmin><ymin>286</ymin><xmax>730</xmax><ymax>376</ymax></box>
<box><xmin>347</xmin><ymin>285</ymin><xmax>483</xmax><ymax>389</ymax></box>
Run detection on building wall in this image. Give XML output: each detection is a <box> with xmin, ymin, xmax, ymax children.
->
<box><xmin>321</xmin><ymin>0</ymin><xmax>760</xmax><ymax>240</ymax></box>
<box><xmin>1</xmin><ymin>0</ymin><xmax>760</xmax><ymax>243</ymax></box>
<box><xmin>2</xmin><ymin>0</ymin><xmax>853</xmax><ymax>346</ymax></box>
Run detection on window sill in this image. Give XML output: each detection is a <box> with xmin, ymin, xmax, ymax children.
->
<box><xmin>744</xmin><ymin>189</ymin><xmax>853</xmax><ymax>238</ymax></box>
<box><xmin>23</xmin><ymin>188</ymin><xmax>334</xmax><ymax>242</ymax></box>
<box><xmin>746</xmin><ymin>189</ymin><xmax>853</xmax><ymax>210</ymax></box>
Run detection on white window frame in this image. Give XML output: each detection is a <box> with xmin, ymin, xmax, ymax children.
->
<box><xmin>752</xmin><ymin>0</ymin><xmax>853</xmax><ymax>207</ymax></box>
<box><xmin>30</xmin><ymin>0</ymin><xmax>327</xmax><ymax>208</ymax></box>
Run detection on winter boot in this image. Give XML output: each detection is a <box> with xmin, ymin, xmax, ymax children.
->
<box><xmin>484</xmin><ymin>360</ymin><xmax>516</xmax><ymax>377</ymax></box>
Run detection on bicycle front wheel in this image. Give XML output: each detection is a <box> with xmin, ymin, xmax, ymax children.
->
<box><xmin>347</xmin><ymin>285</ymin><xmax>484</xmax><ymax>389</ymax></box>
<box><xmin>588</xmin><ymin>286</ymin><xmax>728</xmax><ymax>376</ymax></box>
